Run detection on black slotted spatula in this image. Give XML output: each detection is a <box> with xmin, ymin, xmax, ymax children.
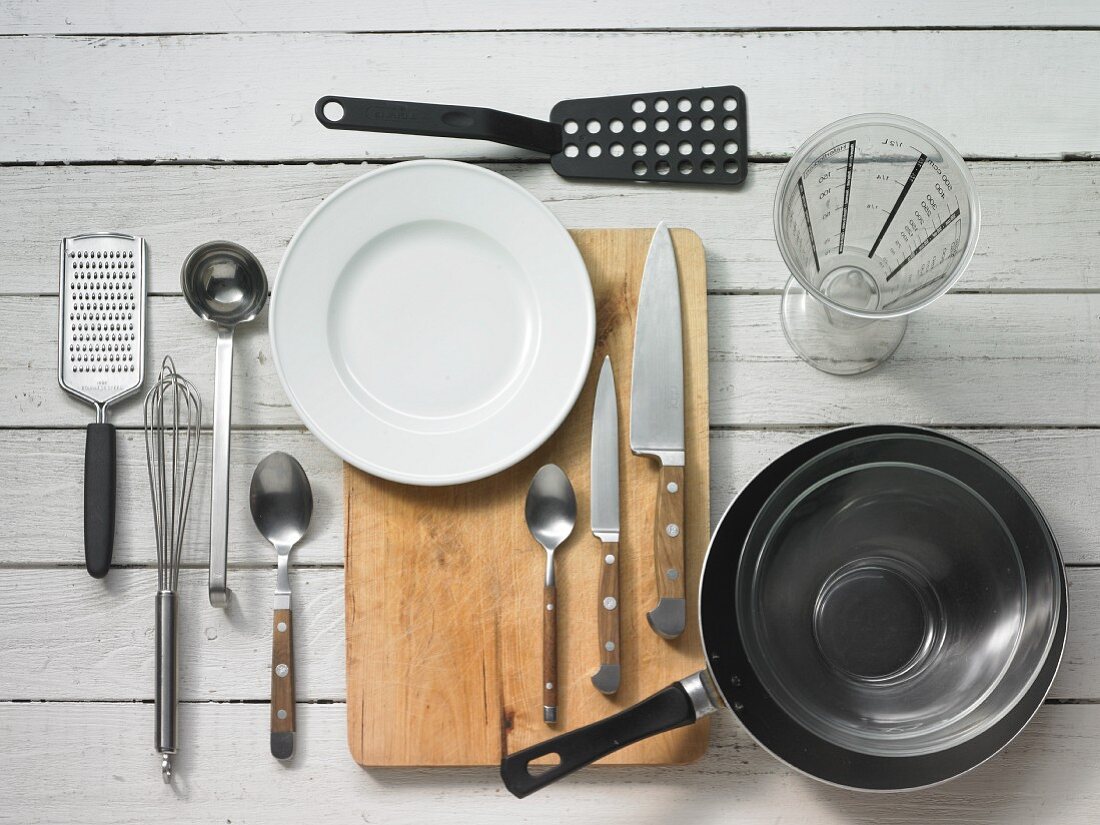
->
<box><xmin>315</xmin><ymin>86</ymin><xmax>747</xmax><ymax>186</ymax></box>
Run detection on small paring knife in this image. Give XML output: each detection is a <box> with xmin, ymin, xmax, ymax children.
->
<box><xmin>590</xmin><ymin>356</ymin><xmax>621</xmax><ymax>694</ymax></box>
<box><xmin>630</xmin><ymin>223</ymin><xmax>687</xmax><ymax>640</ymax></box>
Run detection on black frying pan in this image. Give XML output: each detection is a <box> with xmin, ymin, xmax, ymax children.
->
<box><xmin>500</xmin><ymin>425</ymin><xmax>1066</xmax><ymax>797</ymax></box>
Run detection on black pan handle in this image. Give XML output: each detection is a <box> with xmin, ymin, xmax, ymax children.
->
<box><xmin>501</xmin><ymin>681</ymin><xmax>698</xmax><ymax>798</ymax></box>
<box><xmin>315</xmin><ymin>95</ymin><xmax>562</xmax><ymax>155</ymax></box>
<box><xmin>84</xmin><ymin>422</ymin><xmax>116</xmax><ymax>578</ymax></box>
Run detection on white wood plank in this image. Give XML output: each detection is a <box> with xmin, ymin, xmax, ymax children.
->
<box><xmin>2</xmin><ymin>31</ymin><xmax>1098</xmax><ymax>162</ymax></box>
<box><xmin>0</xmin><ymin>429</ymin><xmax>342</xmax><ymax>568</ymax></box>
<box><xmin>5</xmin><ymin>428</ymin><xmax>1100</xmax><ymax>567</ymax></box>
<box><xmin>5</xmin><ymin>293</ymin><xmax>1099</xmax><ymax>430</ymax></box>
<box><xmin>3</xmin><ymin>702</ymin><xmax>1099</xmax><ymax>824</ymax></box>
<box><xmin>2</xmin><ymin>0</ymin><xmax>1097</xmax><ymax>34</ymax></box>
<box><xmin>2</xmin><ymin>565</ymin><xmax>1093</xmax><ymax>701</ymax></box>
<box><xmin>4</xmin><ymin>160</ymin><xmax>1098</xmax><ymax>295</ymax></box>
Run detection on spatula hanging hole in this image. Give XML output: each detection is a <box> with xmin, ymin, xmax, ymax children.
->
<box><xmin>322</xmin><ymin>101</ymin><xmax>345</xmax><ymax>122</ymax></box>
<box><xmin>525</xmin><ymin>752</ymin><xmax>562</xmax><ymax>776</ymax></box>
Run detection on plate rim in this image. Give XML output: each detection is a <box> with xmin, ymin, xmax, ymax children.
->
<box><xmin>269</xmin><ymin>159</ymin><xmax>595</xmax><ymax>485</ymax></box>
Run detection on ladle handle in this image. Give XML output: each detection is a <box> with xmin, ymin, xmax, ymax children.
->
<box><xmin>209</xmin><ymin>327</ymin><xmax>234</xmax><ymax>607</ymax></box>
<box><xmin>315</xmin><ymin>95</ymin><xmax>562</xmax><ymax>155</ymax></box>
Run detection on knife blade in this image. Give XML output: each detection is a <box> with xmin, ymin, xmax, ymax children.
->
<box><xmin>590</xmin><ymin>355</ymin><xmax>621</xmax><ymax>694</ymax></box>
<box><xmin>629</xmin><ymin>222</ymin><xmax>686</xmax><ymax>640</ymax></box>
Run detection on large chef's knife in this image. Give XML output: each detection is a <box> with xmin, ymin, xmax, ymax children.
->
<box><xmin>630</xmin><ymin>223</ymin><xmax>686</xmax><ymax>640</ymax></box>
<box><xmin>590</xmin><ymin>356</ymin><xmax>621</xmax><ymax>694</ymax></box>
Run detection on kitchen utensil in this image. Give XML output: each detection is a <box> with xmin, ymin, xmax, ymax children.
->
<box><xmin>316</xmin><ymin>86</ymin><xmax>747</xmax><ymax>187</ymax></box>
<box><xmin>58</xmin><ymin>232</ymin><xmax>146</xmax><ymax>578</ymax></box>
<box><xmin>500</xmin><ymin>426</ymin><xmax>1066</xmax><ymax>797</ymax></box>
<box><xmin>343</xmin><ymin>228</ymin><xmax>710</xmax><ymax>768</ymax></box>
<box><xmin>143</xmin><ymin>356</ymin><xmax>201</xmax><ymax>783</ymax></box>
<box><xmin>270</xmin><ymin>160</ymin><xmax>595</xmax><ymax>485</ymax></box>
<box><xmin>525</xmin><ymin>464</ymin><xmax>578</xmax><ymax>725</ymax></box>
<box><xmin>630</xmin><ymin>222</ymin><xmax>687</xmax><ymax>640</ymax></box>
<box><xmin>774</xmin><ymin>114</ymin><xmax>980</xmax><ymax>374</ymax></box>
<box><xmin>589</xmin><ymin>355</ymin><xmax>621</xmax><ymax>695</ymax></box>
<box><xmin>249</xmin><ymin>452</ymin><xmax>314</xmax><ymax>760</ymax></box>
<box><xmin>181</xmin><ymin>241</ymin><xmax>268</xmax><ymax>607</ymax></box>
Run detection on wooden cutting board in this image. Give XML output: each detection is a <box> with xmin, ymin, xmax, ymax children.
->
<box><xmin>344</xmin><ymin>228</ymin><xmax>710</xmax><ymax>766</ymax></box>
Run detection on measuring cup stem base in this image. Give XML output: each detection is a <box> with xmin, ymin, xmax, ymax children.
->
<box><xmin>780</xmin><ymin>278</ymin><xmax>907</xmax><ymax>376</ymax></box>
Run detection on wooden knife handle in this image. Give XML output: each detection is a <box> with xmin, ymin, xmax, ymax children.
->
<box><xmin>271</xmin><ymin>608</ymin><xmax>296</xmax><ymax>759</ymax></box>
<box><xmin>591</xmin><ymin>541</ymin><xmax>621</xmax><ymax>694</ymax></box>
<box><xmin>543</xmin><ymin>583</ymin><xmax>558</xmax><ymax>725</ymax></box>
<box><xmin>648</xmin><ymin>465</ymin><xmax>686</xmax><ymax>639</ymax></box>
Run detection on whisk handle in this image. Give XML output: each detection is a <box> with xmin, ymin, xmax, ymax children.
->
<box><xmin>84</xmin><ymin>422</ymin><xmax>116</xmax><ymax>578</ymax></box>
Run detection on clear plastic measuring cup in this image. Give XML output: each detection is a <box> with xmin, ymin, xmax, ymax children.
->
<box><xmin>774</xmin><ymin>115</ymin><xmax>980</xmax><ymax>374</ymax></box>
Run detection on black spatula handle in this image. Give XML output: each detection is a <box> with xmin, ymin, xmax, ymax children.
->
<box><xmin>84</xmin><ymin>422</ymin><xmax>116</xmax><ymax>578</ymax></box>
<box><xmin>315</xmin><ymin>95</ymin><xmax>561</xmax><ymax>155</ymax></box>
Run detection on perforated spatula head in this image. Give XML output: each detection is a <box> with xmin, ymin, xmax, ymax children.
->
<box><xmin>316</xmin><ymin>85</ymin><xmax>748</xmax><ymax>187</ymax></box>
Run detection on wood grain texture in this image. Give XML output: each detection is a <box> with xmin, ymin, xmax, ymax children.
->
<box><xmin>344</xmin><ymin>228</ymin><xmax>710</xmax><ymax>766</ymax></box>
<box><xmin>650</xmin><ymin>465</ymin><xmax>687</xmax><ymax>609</ymax></box>
<box><xmin>6</xmin><ymin>427</ymin><xmax>1100</xmax><ymax>569</ymax></box>
<box><xmin>3</xmin><ymin>0</ymin><xmax>1096</xmax><ymax>34</ymax></box>
<box><xmin>4</xmin><ymin>161</ymin><xmax>1099</xmax><ymax>296</ymax></box>
<box><xmin>9</xmin><ymin>293</ymin><xmax>1100</xmax><ymax>431</ymax></box>
<box><xmin>596</xmin><ymin>541</ymin><xmax>621</xmax><ymax>670</ymax></box>
<box><xmin>270</xmin><ymin>608</ymin><xmax>296</xmax><ymax>736</ymax></box>
<box><xmin>4</xmin><ymin>702</ymin><xmax>1100</xmax><ymax>825</ymax></box>
<box><xmin>2</xmin><ymin>32</ymin><xmax>1099</xmax><ymax>162</ymax></box>
<box><xmin>543</xmin><ymin>583</ymin><xmax>558</xmax><ymax>723</ymax></box>
<box><xmin>3</xmin><ymin>565</ymin><xmax>1099</xmax><ymax>703</ymax></box>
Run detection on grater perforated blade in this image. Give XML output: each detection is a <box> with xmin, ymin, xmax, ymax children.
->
<box><xmin>58</xmin><ymin>232</ymin><xmax>147</xmax><ymax>578</ymax></box>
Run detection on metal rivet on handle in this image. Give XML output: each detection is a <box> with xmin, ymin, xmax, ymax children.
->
<box><xmin>666</xmin><ymin>523</ymin><xmax>680</xmax><ymax>537</ymax></box>
<box><xmin>277</xmin><ymin>709</ymin><xmax>287</xmax><ymax>720</ymax></box>
<box><xmin>605</xmin><ymin>641</ymin><xmax>615</xmax><ymax>652</ymax></box>
<box><xmin>276</xmin><ymin>664</ymin><xmax>289</xmax><ymax>678</ymax></box>
<box><xmin>666</xmin><ymin>568</ymin><xmax>680</xmax><ymax>581</ymax></box>
<box><xmin>667</xmin><ymin>482</ymin><xmax>679</xmax><ymax>493</ymax></box>
<box><xmin>603</xmin><ymin>596</ymin><xmax>617</xmax><ymax>611</ymax></box>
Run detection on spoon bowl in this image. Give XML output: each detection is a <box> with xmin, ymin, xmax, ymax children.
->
<box><xmin>250</xmin><ymin>452</ymin><xmax>314</xmax><ymax>549</ymax></box>
<box><xmin>525</xmin><ymin>464</ymin><xmax>577</xmax><ymax>553</ymax></box>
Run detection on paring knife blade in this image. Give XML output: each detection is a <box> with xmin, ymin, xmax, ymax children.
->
<box><xmin>629</xmin><ymin>222</ymin><xmax>687</xmax><ymax>640</ymax></box>
<box><xmin>590</xmin><ymin>356</ymin><xmax>621</xmax><ymax>694</ymax></box>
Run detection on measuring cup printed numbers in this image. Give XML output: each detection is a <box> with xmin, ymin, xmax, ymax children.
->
<box><xmin>774</xmin><ymin>115</ymin><xmax>980</xmax><ymax>374</ymax></box>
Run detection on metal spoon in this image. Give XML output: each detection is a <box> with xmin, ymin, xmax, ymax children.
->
<box><xmin>182</xmin><ymin>241</ymin><xmax>268</xmax><ymax>608</ymax></box>
<box><xmin>249</xmin><ymin>451</ymin><xmax>314</xmax><ymax>760</ymax></box>
<box><xmin>525</xmin><ymin>464</ymin><xmax>577</xmax><ymax>726</ymax></box>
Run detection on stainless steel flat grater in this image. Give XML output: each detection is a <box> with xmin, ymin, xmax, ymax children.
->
<box><xmin>58</xmin><ymin>233</ymin><xmax>146</xmax><ymax>578</ymax></box>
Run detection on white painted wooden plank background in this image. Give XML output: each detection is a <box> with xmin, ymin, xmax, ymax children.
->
<box><xmin>3</xmin><ymin>31</ymin><xmax>1099</xmax><ymax>162</ymax></box>
<box><xmin>2</xmin><ymin>0</ymin><xmax>1098</xmax><ymax>34</ymax></box>
<box><xmin>1</xmin><ymin>4</ymin><xmax>1099</xmax><ymax>824</ymax></box>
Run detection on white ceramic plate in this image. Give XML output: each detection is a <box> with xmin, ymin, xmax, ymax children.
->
<box><xmin>270</xmin><ymin>160</ymin><xmax>595</xmax><ymax>485</ymax></box>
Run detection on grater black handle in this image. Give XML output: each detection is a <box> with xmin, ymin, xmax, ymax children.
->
<box><xmin>84</xmin><ymin>422</ymin><xmax>116</xmax><ymax>579</ymax></box>
<box><xmin>315</xmin><ymin>95</ymin><xmax>562</xmax><ymax>155</ymax></box>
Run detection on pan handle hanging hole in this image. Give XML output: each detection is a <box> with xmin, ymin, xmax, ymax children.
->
<box><xmin>322</xmin><ymin>101</ymin><xmax>345</xmax><ymax>122</ymax></box>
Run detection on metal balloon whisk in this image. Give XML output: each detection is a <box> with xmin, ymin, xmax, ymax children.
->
<box><xmin>144</xmin><ymin>356</ymin><xmax>201</xmax><ymax>783</ymax></box>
